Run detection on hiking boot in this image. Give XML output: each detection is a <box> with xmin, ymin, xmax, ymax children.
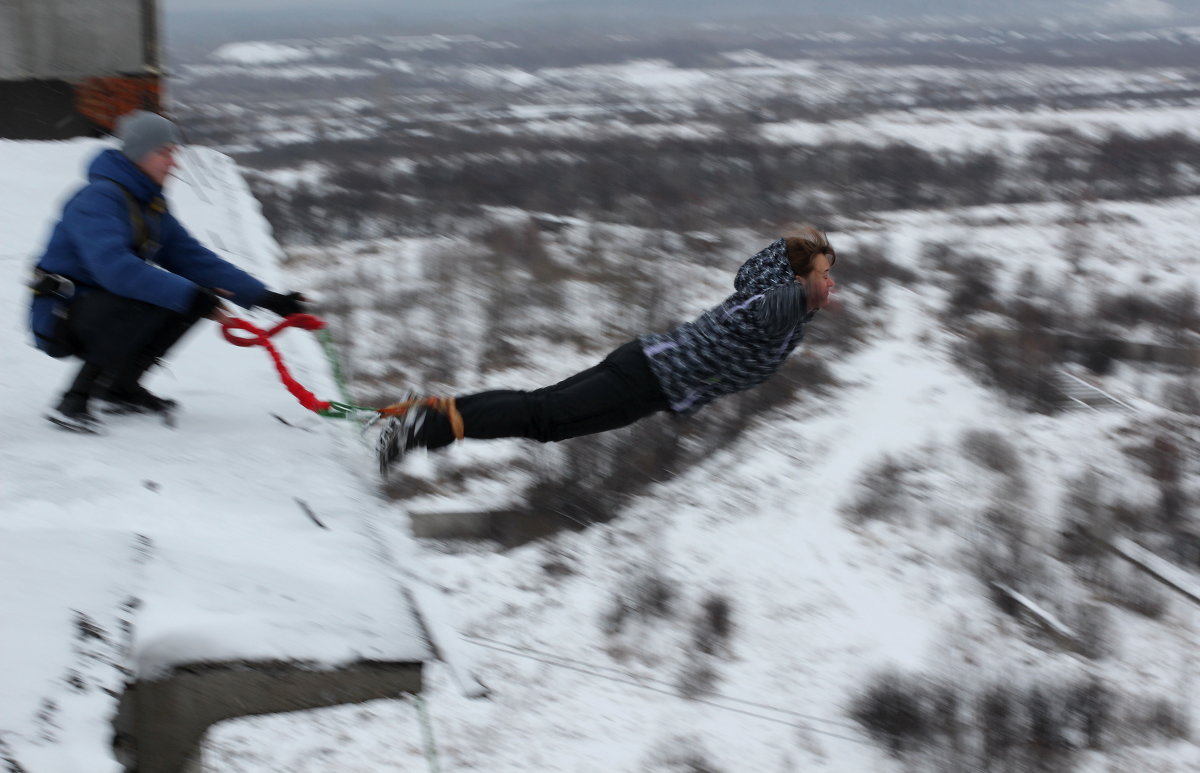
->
<box><xmin>95</xmin><ymin>384</ymin><xmax>178</xmax><ymax>415</ymax></box>
<box><xmin>376</xmin><ymin>405</ymin><xmax>429</xmax><ymax>477</ymax></box>
<box><xmin>46</xmin><ymin>392</ymin><xmax>104</xmax><ymax>434</ymax></box>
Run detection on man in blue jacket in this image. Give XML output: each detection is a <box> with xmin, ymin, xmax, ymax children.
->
<box><xmin>29</xmin><ymin>111</ymin><xmax>306</xmax><ymax>433</ymax></box>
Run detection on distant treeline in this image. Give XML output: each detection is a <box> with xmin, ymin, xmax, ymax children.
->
<box><xmin>245</xmin><ymin>128</ymin><xmax>1200</xmax><ymax>244</ymax></box>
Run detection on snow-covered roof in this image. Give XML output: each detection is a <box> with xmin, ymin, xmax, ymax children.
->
<box><xmin>0</xmin><ymin>139</ymin><xmax>432</xmax><ymax>772</ymax></box>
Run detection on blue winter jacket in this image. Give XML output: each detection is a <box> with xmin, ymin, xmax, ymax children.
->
<box><xmin>639</xmin><ymin>238</ymin><xmax>817</xmax><ymax>415</ymax></box>
<box><xmin>29</xmin><ymin>148</ymin><xmax>267</xmax><ymax>353</ymax></box>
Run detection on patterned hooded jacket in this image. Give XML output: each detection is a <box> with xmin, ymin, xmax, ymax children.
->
<box><xmin>638</xmin><ymin>238</ymin><xmax>817</xmax><ymax>415</ymax></box>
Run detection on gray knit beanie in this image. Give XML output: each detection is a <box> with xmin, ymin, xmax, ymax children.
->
<box><xmin>116</xmin><ymin>111</ymin><xmax>182</xmax><ymax>162</ymax></box>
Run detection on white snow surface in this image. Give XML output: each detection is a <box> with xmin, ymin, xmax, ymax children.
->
<box><xmin>0</xmin><ymin>140</ymin><xmax>431</xmax><ymax>772</ymax></box>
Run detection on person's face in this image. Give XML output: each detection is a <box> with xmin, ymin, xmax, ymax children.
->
<box><xmin>138</xmin><ymin>144</ymin><xmax>177</xmax><ymax>186</ymax></box>
<box><xmin>799</xmin><ymin>252</ymin><xmax>835</xmax><ymax>309</ymax></box>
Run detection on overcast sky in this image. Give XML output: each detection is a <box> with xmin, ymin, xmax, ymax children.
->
<box><xmin>163</xmin><ymin>0</ymin><xmax>1193</xmax><ymax>17</ymax></box>
<box><xmin>166</xmin><ymin>0</ymin><xmax>530</xmax><ymax>13</ymax></box>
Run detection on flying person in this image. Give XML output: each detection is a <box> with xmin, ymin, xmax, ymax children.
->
<box><xmin>377</xmin><ymin>227</ymin><xmax>836</xmax><ymax>474</ymax></box>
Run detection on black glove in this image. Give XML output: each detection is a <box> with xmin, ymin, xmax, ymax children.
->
<box><xmin>258</xmin><ymin>290</ymin><xmax>308</xmax><ymax>317</ymax></box>
<box><xmin>187</xmin><ymin>288</ymin><xmax>222</xmax><ymax>320</ymax></box>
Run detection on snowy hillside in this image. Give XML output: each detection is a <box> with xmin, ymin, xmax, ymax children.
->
<box><xmin>208</xmin><ymin>200</ymin><xmax>1200</xmax><ymax>767</ymax></box>
<box><xmin>0</xmin><ymin>140</ymin><xmax>431</xmax><ymax>772</ymax></box>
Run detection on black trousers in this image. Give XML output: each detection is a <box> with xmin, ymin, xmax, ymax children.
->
<box><xmin>417</xmin><ymin>339</ymin><xmax>669</xmax><ymax>449</ymax></box>
<box><xmin>65</xmin><ymin>289</ymin><xmax>202</xmax><ymax>388</ymax></box>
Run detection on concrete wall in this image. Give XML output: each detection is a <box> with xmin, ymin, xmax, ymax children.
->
<box><xmin>410</xmin><ymin>508</ymin><xmax>581</xmax><ymax>547</ymax></box>
<box><xmin>113</xmin><ymin>659</ymin><xmax>423</xmax><ymax>773</ymax></box>
<box><xmin>0</xmin><ymin>79</ymin><xmax>97</xmax><ymax>138</ymax></box>
<box><xmin>0</xmin><ymin>0</ymin><xmax>151</xmax><ymax>79</ymax></box>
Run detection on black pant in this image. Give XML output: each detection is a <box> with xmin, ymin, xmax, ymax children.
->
<box><xmin>65</xmin><ymin>289</ymin><xmax>203</xmax><ymax>390</ymax></box>
<box><xmin>417</xmin><ymin>339</ymin><xmax>669</xmax><ymax>449</ymax></box>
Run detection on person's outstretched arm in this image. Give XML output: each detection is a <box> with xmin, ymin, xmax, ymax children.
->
<box><xmin>153</xmin><ymin>213</ymin><xmax>267</xmax><ymax>308</ymax></box>
<box><xmin>755</xmin><ymin>281</ymin><xmax>809</xmax><ymax>338</ymax></box>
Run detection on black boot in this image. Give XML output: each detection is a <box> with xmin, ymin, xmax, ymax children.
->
<box><xmin>65</xmin><ymin>290</ymin><xmax>202</xmax><ymax>417</ymax></box>
<box><xmin>376</xmin><ymin>403</ymin><xmax>431</xmax><ymax>477</ymax></box>
<box><xmin>95</xmin><ymin>383</ymin><xmax>178</xmax><ymax>415</ymax></box>
<box><xmin>94</xmin><ymin>357</ymin><xmax>177</xmax><ymax>415</ymax></box>
<box><xmin>46</xmin><ymin>362</ymin><xmax>104</xmax><ymax>434</ymax></box>
<box><xmin>94</xmin><ymin>306</ymin><xmax>201</xmax><ymax>414</ymax></box>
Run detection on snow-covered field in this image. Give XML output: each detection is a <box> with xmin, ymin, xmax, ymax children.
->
<box><xmin>173</xmin><ymin>23</ymin><xmax>1200</xmax><ymax>158</ymax></box>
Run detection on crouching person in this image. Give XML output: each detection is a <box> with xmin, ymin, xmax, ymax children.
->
<box><xmin>28</xmin><ymin>110</ymin><xmax>306</xmax><ymax>433</ymax></box>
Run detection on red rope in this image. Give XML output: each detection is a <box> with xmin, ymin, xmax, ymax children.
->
<box><xmin>220</xmin><ymin>313</ymin><xmax>332</xmax><ymax>413</ymax></box>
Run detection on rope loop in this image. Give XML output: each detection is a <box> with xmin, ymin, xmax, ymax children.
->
<box><xmin>220</xmin><ymin>314</ymin><xmax>332</xmax><ymax>413</ymax></box>
<box><xmin>221</xmin><ymin>312</ymin><xmax>325</xmax><ymax>348</ymax></box>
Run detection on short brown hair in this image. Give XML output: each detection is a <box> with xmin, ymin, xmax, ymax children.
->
<box><xmin>784</xmin><ymin>226</ymin><xmax>835</xmax><ymax>276</ymax></box>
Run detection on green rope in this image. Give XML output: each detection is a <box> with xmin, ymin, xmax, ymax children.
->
<box><xmin>413</xmin><ymin>694</ymin><xmax>443</xmax><ymax>773</ymax></box>
<box><xmin>318</xmin><ymin>328</ymin><xmax>353</xmax><ymax>404</ymax></box>
<box><xmin>313</xmin><ymin>327</ymin><xmax>386</xmax><ymax>431</ymax></box>
<box><xmin>317</xmin><ymin>400</ymin><xmax>376</xmax><ymax>420</ymax></box>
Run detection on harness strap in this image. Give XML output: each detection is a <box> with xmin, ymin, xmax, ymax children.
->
<box><xmin>111</xmin><ymin>181</ymin><xmax>166</xmax><ymax>259</ymax></box>
<box><xmin>29</xmin><ymin>268</ymin><xmax>76</xmax><ymax>299</ymax></box>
